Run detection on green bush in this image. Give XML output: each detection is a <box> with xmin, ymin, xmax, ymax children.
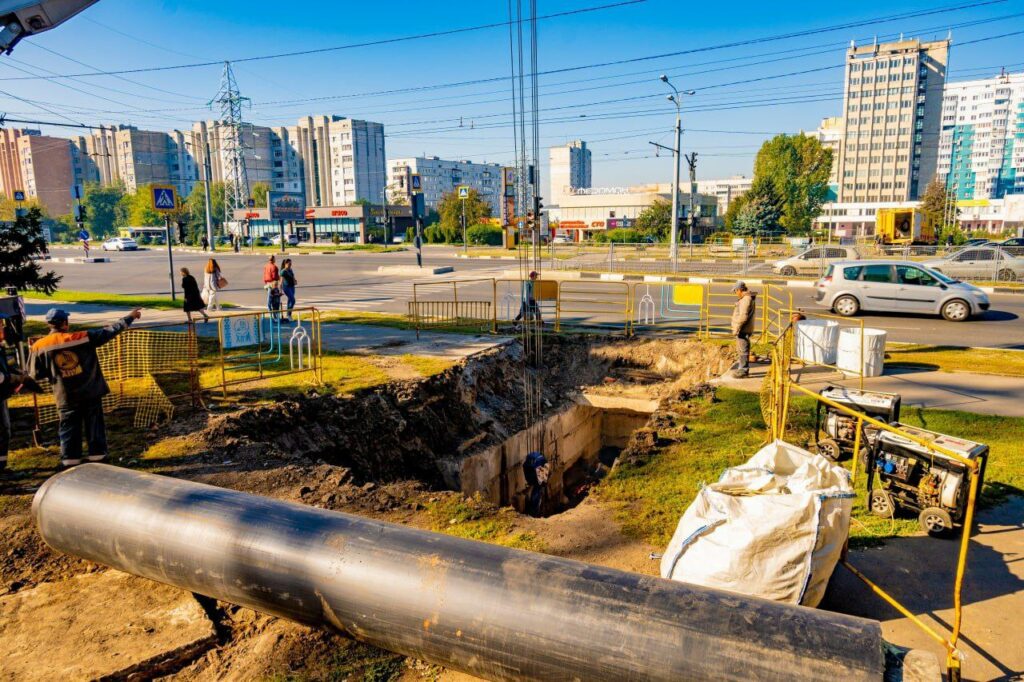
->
<box><xmin>424</xmin><ymin>224</ymin><xmax>462</xmax><ymax>243</ymax></box>
<box><xmin>593</xmin><ymin>228</ymin><xmax>643</xmax><ymax>243</ymax></box>
<box><xmin>466</xmin><ymin>224</ymin><xmax>502</xmax><ymax>246</ymax></box>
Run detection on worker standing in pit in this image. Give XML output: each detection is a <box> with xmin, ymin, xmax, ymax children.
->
<box><xmin>730</xmin><ymin>281</ymin><xmax>757</xmax><ymax>378</ymax></box>
<box><xmin>523</xmin><ymin>451</ymin><xmax>550</xmax><ymax>517</ymax></box>
<box><xmin>27</xmin><ymin>308</ymin><xmax>141</xmax><ymax>468</ymax></box>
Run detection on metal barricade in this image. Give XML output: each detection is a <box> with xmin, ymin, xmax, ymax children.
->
<box><xmin>630</xmin><ymin>281</ymin><xmax>706</xmax><ymax>335</ymax></box>
<box><xmin>496</xmin><ymin>278</ymin><xmax>558</xmax><ymax>327</ymax></box>
<box><xmin>555</xmin><ymin>280</ymin><xmax>631</xmax><ymax>334</ymax></box>
<box><xmin>410</xmin><ymin>278</ymin><xmax>497</xmax><ymax>336</ymax></box>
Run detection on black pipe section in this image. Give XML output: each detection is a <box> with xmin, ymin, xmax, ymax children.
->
<box><xmin>33</xmin><ymin>464</ymin><xmax>884</xmax><ymax>681</ymax></box>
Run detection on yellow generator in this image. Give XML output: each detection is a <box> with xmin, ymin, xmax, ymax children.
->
<box><xmin>875</xmin><ymin>208</ymin><xmax>937</xmax><ymax>246</ymax></box>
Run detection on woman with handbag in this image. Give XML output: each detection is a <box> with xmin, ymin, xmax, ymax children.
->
<box><xmin>202</xmin><ymin>258</ymin><xmax>227</xmax><ymax>311</ymax></box>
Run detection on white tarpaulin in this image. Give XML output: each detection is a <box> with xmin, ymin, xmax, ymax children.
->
<box><xmin>660</xmin><ymin>440</ymin><xmax>854</xmax><ymax>607</ymax></box>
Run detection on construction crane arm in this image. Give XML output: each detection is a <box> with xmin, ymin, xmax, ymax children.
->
<box><xmin>0</xmin><ymin>0</ymin><xmax>99</xmax><ymax>54</ymax></box>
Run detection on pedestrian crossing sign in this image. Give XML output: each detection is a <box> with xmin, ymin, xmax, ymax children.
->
<box><xmin>151</xmin><ymin>185</ymin><xmax>177</xmax><ymax>212</ymax></box>
<box><xmin>457</xmin><ymin>185</ymin><xmax>469</xmax><ymax>199</ymax></box>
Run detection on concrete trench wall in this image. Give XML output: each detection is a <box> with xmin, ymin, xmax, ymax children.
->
<box><xmin>443</xmin><ymin>395</ymin><xmax>654</xmax><ymax>512</ymax></box>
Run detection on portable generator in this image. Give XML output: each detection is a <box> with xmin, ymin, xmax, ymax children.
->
<box><xmin>867</xmin><ymin>425</ymin><xmax>988</xmax><ymax>536</ymax></box>
<box><xmin>814</xmin><ymin>386</ymin><xmax>901</xmax><ymax>462</ymax></box>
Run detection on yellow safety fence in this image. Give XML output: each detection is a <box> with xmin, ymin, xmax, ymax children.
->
<box><xmin>763</xmin><ymin>322</ymin><xmax>982</xmax><ymax>682</ymax></box>
<box><xmin>410</xmin><ymin>278</ymin><xmax>796</xmax><ymax>342</ymax></box>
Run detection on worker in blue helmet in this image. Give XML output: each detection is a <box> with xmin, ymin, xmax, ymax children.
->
<box><xmin>523</xmin><ymin>451</ymin><xmax>550</xmax><ymax>517</ymax></box>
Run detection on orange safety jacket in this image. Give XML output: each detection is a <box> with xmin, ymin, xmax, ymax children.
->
<box><xmin>27</xmin><ymin>315</ymin><xmax>134</xmax><ymax>409</ymax></box>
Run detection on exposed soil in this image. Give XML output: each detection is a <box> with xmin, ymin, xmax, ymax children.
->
<box><xmin>0</xmin><ymin>335</ymin><xmax>730</xmax><ymax>681</ymax></box>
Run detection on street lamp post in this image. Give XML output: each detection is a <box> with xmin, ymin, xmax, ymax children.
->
<box><xmin>659</xmin><ymin>75</ymin><xmax>694</xmax><ymax>271</ymax></box>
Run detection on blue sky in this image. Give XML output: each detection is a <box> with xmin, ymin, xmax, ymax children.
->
<box><xmin>3</xmin><ymin>0</ymin><xmax>1022</xmax><ymax>187</ymax></box>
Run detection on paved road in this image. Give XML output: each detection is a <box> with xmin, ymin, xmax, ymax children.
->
<box><xmin>39</xmin><ymin>246</ymin><xmax>1024</xmax><ymax>348</ymax></box>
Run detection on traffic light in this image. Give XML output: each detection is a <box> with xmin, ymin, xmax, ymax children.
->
<box><xmin>525</xmin><ymin>210</ymin><xmax>535</xmax><ymax>231</ymax></box>
<box><xmin>177</xmin><ymin>221</ymin><xmax>187</xmax><ymax>243</ymax></box>
<box><xmin>75</xmin><ymin>203</ymin><xmax>87</xmax><ymax>224</ymax></box>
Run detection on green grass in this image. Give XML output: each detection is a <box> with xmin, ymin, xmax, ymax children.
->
<box><xmin>399</xmin><ymin>354</ymin><xmax>453</xmax><ymax>377</ymax></box>
<box><xmin>27</xmin><ymin>289</ymin><xmax>236</xmax><ymax>311</ymax></box>
<box><xmin>246</xmin><ymin>243</ymin><xmax>405</xmax><ymax>253</ymax></box>
<box><xmin>885</xmin><ymin>344</ymin><xmax>1024</xmax><ymax>377</ymax></box>
<box><xmin>424</xmin><ymin>493</ymin><xmax>544</xmax><ymax>551</ymax></box>
<box><xmin>321</xmin><ymin>310</ymin><xmax>492</xmax><ymax>335</ymax></box>
<box><xmin>199</xmin><ymin>351</ymin><xmax>392</xmax><ymax>398</ymax></box>
<box><xmin>596</xmin><ymin>387</ymin><xmax>1022</xmax><ymax>548</ymax></box>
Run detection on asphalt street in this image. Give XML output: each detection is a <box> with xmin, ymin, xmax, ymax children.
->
<box><xmin>39</xmin><ymin>246</ymin><xmax>1024</xmax><ymax>348</ymax></box>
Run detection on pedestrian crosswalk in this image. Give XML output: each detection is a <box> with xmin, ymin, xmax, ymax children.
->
<box><xmin>295</xmin><ymin>269</ymin><xmax>508</xmax><ymax>312</ymax></box>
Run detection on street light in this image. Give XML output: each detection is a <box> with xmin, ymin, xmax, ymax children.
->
<box><xmin>659</xmin><ymin>75</ymin><xmax>694</xmax><ymax>270</ymax></box>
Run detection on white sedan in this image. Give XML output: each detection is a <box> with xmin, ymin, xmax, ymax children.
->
<box><xmin>101</xmin><ymin>237</ymin><xmax>138</xmax><ymax>251</ymax></box>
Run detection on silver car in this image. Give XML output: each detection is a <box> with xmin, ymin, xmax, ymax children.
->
<box><xmin>773</xmin><ymin>246</ymin><xmax>860</xmax><ymax>277</ymax></box>
<box><xmin>922</xmin><ymin>246</ymin><xmax>1024</xmax><ymax>282</ymax></box>
<box><xmin>814</xmin><ymin>260</ymin><xmax>990</xmax><ymax>322</ymax></box>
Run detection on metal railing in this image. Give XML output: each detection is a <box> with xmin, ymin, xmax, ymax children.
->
<box><xmin>408</xmin><ymin>300</ymin><xmax>494</xmax><ymax>333</ymax></box>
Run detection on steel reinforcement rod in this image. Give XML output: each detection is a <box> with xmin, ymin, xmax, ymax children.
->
<box><xmin>34</xmin><ymin>464</ymin><xmax>884</xmax><ymax>681</ymax></box>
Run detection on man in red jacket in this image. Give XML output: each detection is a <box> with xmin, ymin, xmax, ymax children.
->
<box><xmin>263</xmin><ymin>255</ymin><xmax>280</xmax><ymax>312</ymax></box>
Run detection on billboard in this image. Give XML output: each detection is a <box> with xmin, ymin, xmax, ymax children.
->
<box><xmin>268</xmin><ymin>192</ymin><xmax>305</xmax><ymax>221</ymax></box>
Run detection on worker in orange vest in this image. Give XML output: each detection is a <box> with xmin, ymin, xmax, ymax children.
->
<box><xmin>27</xmin><ymin>308</ymin><xmax>141</xmax><ymax>467</ymax></box>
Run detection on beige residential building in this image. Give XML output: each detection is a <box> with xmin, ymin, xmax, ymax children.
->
<box><xmin>79</xmin><ymin>125</ymin><xmax>181</xmax><ymax>194</ymax></box>
<box><xmin>548</xmin><ymin>140</ymin><xmax>592</xmax><ymax>207</ymax></box>
<box><xmin>835</xmin><ymin>38</ymin><xmax>949</xmax><ymax>203</ymax></box>
<box><xmin>290</xmin><ymin>116</ymin><xmax>385</xmax><ymax>207</ymax></box>
<box><xmin>0</xmin><ymin>128</ymin><xmax>82</xmax><ymax>216</ymax></box>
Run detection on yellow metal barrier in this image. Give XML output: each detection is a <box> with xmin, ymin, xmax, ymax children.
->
<box><xmin>630</xmin><ymin>281</ymin><xmax>706</xmax><ymax>335</ymax></box>
<box><xmin>555</xmin><ymin>280</ymin><xmax>631</xmax><ymax>334</ymax></box>
<box><xmin>412</xmin><ymin>278</ymin><xmax>498</xmax><ymax>335</ymax></box>
<box><xmin>763</xmin><ymin>323</ymin><xmax>981</xmax><ymax>681</ymax></box>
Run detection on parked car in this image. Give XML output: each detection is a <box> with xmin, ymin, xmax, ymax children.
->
<box><xmin>773</xmin><ymin>246</ymin><xmax>860</xmax><ymax>276</ymax></box>
<box><xmin>552</xmin><ymin>234</ymin><xmax>571</xmax><ymax>244</ymax></box>
<box><xmin>996</xmin><ymin>237</ymin><xmax>1024</xmax><ymax>257</ymax></box>
<box><xmin>246</xmin><ymin>236</ymin><xmax>271</xmax><ymax>247</ymax></box>
<box><xmin>270</xmin><ymin>234</ymin><xmax>300</xmax><ymax>246</ymax></box>
<box><xmin>814</xmin><ymin>260</ymin><xmax>989</xmax><ymax>322</ymax></box>
<box><xmin>922</xmin><ymin>246</ymin><xmax>1024</xmax><ymax>282</ymax></box>
<box><xmin>101</xmin><ymin>237</ymin><xmax>138</xmax><ymax>251</ymax></box>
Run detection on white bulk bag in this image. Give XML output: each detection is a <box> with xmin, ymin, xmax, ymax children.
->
<box><xmin>660</xmin><ymin>440</ymin><xmax>854</xmax><ymax>607</ymax></box>
<box><xmin>794</xmin><ymin>319</ymin><xmax>840</xmax><ymax>365</ymax></box>
<box><xmin>837</xmin><ymin>328</ymin><xmax>887</xmax><ymax>378</ymax></box>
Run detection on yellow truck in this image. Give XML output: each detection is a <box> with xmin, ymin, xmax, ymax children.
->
<box><xmin>875</xmin><ymin>208</ymin><xmax>937</xmax><ymax>245</ymax></box>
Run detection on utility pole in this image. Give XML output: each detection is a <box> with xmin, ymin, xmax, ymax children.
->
<box><xmin>202</xmin><ymin>134</ymin><xmax>215</xmax><ymax>251</ymax></box>
<box><xmin>658</xmin><ymin>75</ymin><xmax>694</xmax><ymax>270</ymax></box>
<box><xmin>685</xmin><ymin>152</ymin><xmax>698</xmax><ymax>251</ymax></box>
<box><xmin>164</xmin><ymin>214</ymin><xmax>176</xmax><ymax>301</ymax></box>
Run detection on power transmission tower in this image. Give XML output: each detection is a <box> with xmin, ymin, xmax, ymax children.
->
<box><xmin>210</xmin><ymin>61</ymin><xmax>251</xmax><ymax>226</ymax></box>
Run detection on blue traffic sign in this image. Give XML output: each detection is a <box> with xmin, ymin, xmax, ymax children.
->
<box><xmin>13</xmin><ymin>190</ymin><xmax>25</xmax><ymax>202</ymax></box>
<box><xmin>151</xmin><ymin>185</ymin><xmax>177</xmax><ymax>212</ymax></box>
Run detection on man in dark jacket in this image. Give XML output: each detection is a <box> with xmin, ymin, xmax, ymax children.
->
<box><xmin>0</xmin><ymin>341</ymin><xmax>23</xmax><ymax>472</ymax></box>
<box><xmin>730</xmin><ymin>281</ymin><xmax>757</xmax><ymax>378</ymax></box>
<box><xmin>27</xmin><ymin>308</ymin><xmax>141</xmax><ymax>467</ymax></box>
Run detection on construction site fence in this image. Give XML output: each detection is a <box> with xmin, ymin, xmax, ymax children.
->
<box><xmin>411</xmin><ymin>278</ymin><xmax>794</xmax><ymax>342</ymax></box>
<box><xmin>27</xmin><ymin>309</ymin><xmax>323</xmax><ymax>437</ymax></box>
<box><xmin>762</xmin><ymin>324</ymin><xmax>981</xmax><ymax>681</ymax></box>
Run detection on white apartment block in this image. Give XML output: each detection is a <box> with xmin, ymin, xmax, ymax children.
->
<box><xmin>835</xmin><ymin>38</ymin><xmax>949</xmax><ymax>203</ymax></box>
<box><xmin>695</xmin><ymin>176</ymin><xmax>753</xmax><ymax>217</ymax></box>
<box><xmin>387</xmin><ymin>157</ymin><xmax>502</xmax><ymax>213</ymax></box>
<box><xmin>938</xmin><ymin>71</ymin><xmax>1024</xmax><ymax>200</ymax></box>
<box><xmin>548</xmin><ymin>140</ymin><xmax>591</xmax><ymax>206</ymax></box>
<box><xmin>292</xmin><ymin>116</ymin><xmax>385</xmax><ymax>207</ymax></box>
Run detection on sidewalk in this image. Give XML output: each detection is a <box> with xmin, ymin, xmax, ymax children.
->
<box><xmin>716</xmin><ymin>362</ymin><xmax>1024</xmax><ymax>418</ymax></box>
<box><xmin>22</xmin><ymin>299</ymin><xmax>505</xmax><ymax>360</ymax></box>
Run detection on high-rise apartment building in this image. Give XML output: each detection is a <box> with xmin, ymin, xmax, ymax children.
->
<box><xmin>938</xmin><ymin>71</ymin><xmax>1024</xmax><ymax>200</ymax></box>
<box><xmin>387</xmin><ymin>157</ymin><xmax>503</xmax><ymax>213</ymax></box>
<box><xmin>835</xmin><ymin>38</ymin><xmax>949</xmax><ymax>203</ymax></box>
<box><xmin>548</xmin><ymin>140</ymin><xmax>592</xmax><ymax>206</ymax></box>
<box><xmin>0</xmin><ymin>128</ymin><xmax>82</xmax><ymax>216</ymax></box>
<box><xmin>79</xmin><ymin>125</ymin><xmax>183</xmax><ymax>195</ymax></box>
<box><xmin>291</xmin><ymin>116</ymin><xmax>385</xmax><ymax>207</ymax></box>
<box><xmin>189</xmin><ymin>121</ymin><xmax>275</xmax><ymax>197</ymax></box>
<box><xmin>695</xmin><ymin>176</ymin><xmax>753</xmax><ymax>217</ymax></box>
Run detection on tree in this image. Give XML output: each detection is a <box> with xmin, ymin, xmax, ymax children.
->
<box><xmin>919</xmin><ymin>178</ymin><xmax>959</xmax><ymax>241</ymax></box>
<box><xmin>183</xmin><ymin>182</ymin><xmax>227</xmax><ymax>243</ymax></box>
<box><xmin>118</xmin><ymin>185</ymin><xmax>164</xmax><ymax>227</ymax></box>
<box><xmin>752</xmin><ymin>133</ymin><xmax>832</xmax><ymax>234</ymax></box>
<box><xmin>731</xmin><ymin>177</ymin><xmax>783</xmax><ymax>236</ymax></box>
<box><xmin>0</xmin><ymin>207</ymin><xmax>61</xmax><ymax>294</ymax></box>
<box><xmin>251</xmin><ymin>182</ymin><xmax>269</xmax><ymax>209</ymax></box>
<box><xmin>0</xmin><ymin>194</ymin><xmax>47</xmax><ymax>222</ymax></box>
<box><xmin>82</xmin><ymin>182</ymin><xmax>124</xmax><ymax>237</ymax></box>
<box><xmin>635</xmin><ymin>199</ymin><xmax>672</xmax><ymax>239</ymax></box>
<box><xmin>437</xmin><ymin>189</ymin><xmax>492</xmax><ymax>232</ymax></box>
<box><xmin>722</xmin><ymin>194</ymin><xmax>749</xmax><ymax>231</ymax></box>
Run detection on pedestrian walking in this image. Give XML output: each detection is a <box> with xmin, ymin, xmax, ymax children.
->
<box><xmin>730</xmin><ymin>281</ymin><xmax>757</xmax><ymax>378</ymax></box>
<box><xmin>514</xmin><ymin>270</ymin><xmax>542</xmax><ymax>328</ymax></box>
<box><xmin>232</xmin><ymin>233</ymin><xmax>240</xmax><ymax>253</ymax></box>
<box><xmin>280</xmin><ymin>258</ymin><xmax>297</xmax><ymax>321</ymax></box>
<box><xmin>181</xmin><ymin>267</ymin><xmax>209</xmax><ymax>323</ymax></box>
<box><xmin>200</xmin><ymin>235</ymin><xmax>209</xmax><ymax>252</ymax></box>
<box><xmin>27</xmin><ymin>308</ymin><xmax>141</xmax><ymax>468</ymax></box>
<box><xmin>263</xmin><ymin>255</ymin><xmax>280</xmax><ymax>313</ymax></box>
<box><xmin>202</xmin><ymin>258</ymin><xmax>225</xmax><ymax>312</ymax></box>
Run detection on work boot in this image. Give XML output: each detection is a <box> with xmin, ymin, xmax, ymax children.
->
<box><xmin>60</xmin><ymin>458</ymin><xmax>83</xmax><ymax>468</ymax></box>
<box><xmin>84</xmin><ymin>454</ymin><xmax>107</xmax><ymax>464</ymax></box>
<box><xmin>730</xmin><ymin>369</ymin><xmax>749</xmax><ymax>379</ymax></box>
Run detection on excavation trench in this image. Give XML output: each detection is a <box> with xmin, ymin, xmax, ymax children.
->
<box><xmin>207</xmin><ymin>336</ymin><xmax>733</xmax><ymax>515</ymax></box>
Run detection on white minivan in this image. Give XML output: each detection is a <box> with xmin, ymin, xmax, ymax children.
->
<box><xmin>814</xmin><ymin>260</ymin><xmax>990</xmax><ymax>322</ymax></box>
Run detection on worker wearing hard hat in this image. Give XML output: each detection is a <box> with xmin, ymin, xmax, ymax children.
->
<box><xmin>27</xmin><ymin>307</ymin><xmax>141</xmax><ymax>468</ymax></box>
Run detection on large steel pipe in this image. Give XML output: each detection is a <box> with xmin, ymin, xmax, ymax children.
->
<box><xmin>33</xmin><ymin>464</ymin><xmax>884</xmax><ymax>681</ymax></box>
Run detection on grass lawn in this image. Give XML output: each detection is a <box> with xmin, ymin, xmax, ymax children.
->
<box><xmin>597</xmin><ymin>387</ymin><xmax>1020</xmax><ymax>548</ymax></box>
<box><xmin>885</xmin><ymin>344</ymin><xmax>1024</xmax><ymax>377</ymax></box>
<box><xmin>27</xmin><ymin>289</ymin><xmax>236</xmax><ymax>311</ymax></box>
<box><xmin>320</xmin><ymin>310</ymin><xmax>494</xmax><ymax>335</ymax></box>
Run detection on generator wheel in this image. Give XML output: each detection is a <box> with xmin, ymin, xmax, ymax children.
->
<box><xmin>869</xmin><ymin>489</ymin><xmax>894</xmax><ymax>518</ymax></box>
<box><xmin>816</xmin><ymin>438</ymin><xmax>842</xmax><ymax>462</ymax></box>
<box><xmin>919</xmin><ymin>507</ymin><xmax>954</xmax><ymax>537</ymax></box>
